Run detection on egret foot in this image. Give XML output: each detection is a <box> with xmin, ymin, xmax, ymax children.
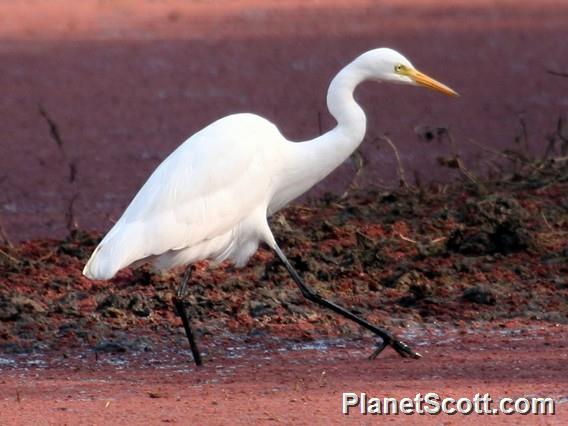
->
<box><xmin>273</xmin><ymin>244</ymin><xmax>421</xmax><ymax>363</ymax></box>
<box><xmin>369</xmin><ymin>338</ymin><xmax>422</xmax><ymax>360</ymax></box>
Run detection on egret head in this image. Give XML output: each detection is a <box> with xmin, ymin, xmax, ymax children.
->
<box><xmin>358</xmin><ymin>48</ymin><xmax>458</xmax><ymax>96</ymax></box>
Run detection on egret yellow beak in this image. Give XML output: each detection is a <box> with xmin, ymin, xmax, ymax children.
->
<box><xmin>408</xmin><ymin>69</ymin><xmax>459</xmax><ymax>97</ymax></box>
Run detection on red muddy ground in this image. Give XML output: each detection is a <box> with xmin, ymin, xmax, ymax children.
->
<box><xmin>0</xmin><ymin>326</ymin><xmax>567</xmax><ymax>425</ymax></box>
<box><xmin>1</xmin><ymin>1</ymin><xmax>568</xmax><ymax>424</ymax></box>
<box><xmin>2</xmin><ymin>175</ymin><xmax>567</xmax><ymax>423</ymax></box>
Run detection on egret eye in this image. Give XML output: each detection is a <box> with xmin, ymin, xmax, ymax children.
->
<box><xmin>395</xmin><ymin>64</ymin><xmax>405</xmax><ymax>73</ymax></box>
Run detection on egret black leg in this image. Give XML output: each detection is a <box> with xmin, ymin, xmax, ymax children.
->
<box><xmin>272</xmin><ymin>245</ymin><xmax>421</xmax><ymax>360</ymax></box>
<box><xmin>172</xmin><ymin>266</ymin><xmax>203</xmax><ymax>366</ymax></box>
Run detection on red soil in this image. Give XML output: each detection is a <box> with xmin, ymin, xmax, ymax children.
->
<box><xmin>1</xmin><ymin>324</ymin><xmax>567</xmax><ymax>425</ymax></box>
<box><xmin>1</xmin><ymin>177</ymin><xmax>567</xmax><ymax>424</ymax></box>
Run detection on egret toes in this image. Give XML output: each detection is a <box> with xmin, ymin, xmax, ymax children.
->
<box><xmin>369</xmin><ymin>338</ymin><xmax>422</xmax><ymax>360</ymax></box>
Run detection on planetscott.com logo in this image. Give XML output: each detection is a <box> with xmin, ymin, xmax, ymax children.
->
<box><xmin>342</xmin><ymin>392</ymin><xmax>555</xmax><ymax>415</ymax></box>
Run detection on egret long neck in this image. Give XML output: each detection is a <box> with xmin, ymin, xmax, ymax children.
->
<box><xmin>272</xmin><ymin>60</ymin><xmax>368</xmax><ymax>211</ymax></box>
<box><xmin>307</xmin><ymin>60</ymin><xmax>367</xmax><ymax>172</ymax></box>
<box><xmin>325</xmin><ymin>62</ymin><xmax>368</xmax><ymax>149</ymax></box>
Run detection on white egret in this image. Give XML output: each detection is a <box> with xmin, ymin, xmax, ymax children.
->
<box><xmin>84</xmin><ymin>48</ymin><xmax>458</xmax><ymax>365</ymax></box>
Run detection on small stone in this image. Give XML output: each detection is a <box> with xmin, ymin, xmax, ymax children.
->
<box><xmin>94</xmin><ymin>341</ymin><xmax>128</xmax><ymax>353</ymax></box>
<box><xmin>0</xmin><ymin>301</ymin><xmax>19</xmax><ymax>321</ymax></box>
<box><xmin>462</xmin><ymin>286</ymin><xmax>497</xmax><ymax>305</ymax></box>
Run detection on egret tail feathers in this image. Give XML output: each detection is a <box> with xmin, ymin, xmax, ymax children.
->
<box><xmin>83</xmin><ymin>225</ymin><xmax>145</xmax><ymax>280</ymax></box>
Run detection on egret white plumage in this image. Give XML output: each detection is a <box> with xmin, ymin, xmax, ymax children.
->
<box><xmin>84</xmin><ymin>48</ymin><xmax>458</xmax><ymax>365</ymax></box>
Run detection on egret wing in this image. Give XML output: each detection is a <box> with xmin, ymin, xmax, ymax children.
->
<box><xmin>84</xmin><ymin>114</ymin><xmax>279</xmax><ymax>279</ymax></box>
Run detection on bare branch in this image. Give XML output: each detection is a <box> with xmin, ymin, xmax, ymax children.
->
<box><xmin>556</xmin><ymin>116</ymin><xmax>568</xmax><ymax>155</ymax></box>
<box><xmin>340</xmin><ymin>148</ymin><xmax>366</xmax><ymax>200</ymax></box>
<box><xmin>0</xmin><ymin>247</ymin><xmax>18</xmax><ymax>264</ymax></box>
<box><xmin>69</xmin><ymin>159</ymin><xmax>79</xmax><ymax>184</ymax></box>
<box><xmin>438</xmin><ymin>128</ymin><xmax>480</xmax><ymax>185</ymax></box>
<box><xmin>38</xmin><ymin>104</ymin><xmax>81</xmax><ymax>234</ymax></box>
<box><xmin>397</xmin><ymin>232</ymin><xmax>417</xmax><ymax>244</ymax></box>
<box><xmin>541</xmin><ymin>211</ymin><xmax>554</xmax><ymax>231</ymax></box>
<box><xmin>464</xmin><ymin>138</ymin><xmax>542</xmax><ymax>174</ymax></box>
<box><xmin>547</xmin><ymin>69</ymin><xmax>568</xmax><ymax>78</ymax></box>
<box><xmin>377</xmin><ymin>134</ymin><xmax>409</xmax><ymax>188</ymax></box>
<box><xmin>515</xmin><ymin>115</ymin><xmax>530</xmax><ymax>155</ymax></box>
<box><xmin>413</xmin><ymin>170</ymin><xmax>422</xmax><ymax>188</ymax></box>
<box><xmin>65</xmin><ymin>193</ymin><xmax>79</xmax><ymax>233</ymax></box>
<box><xmin>0</xmin><ymin>221</ymin><xmax>12</xmax><ymax>247</ymax></box>
<box><xmin>38</xmin><ymin>104</ymin><xmax>65</xmax><ymax>154</ymax></box>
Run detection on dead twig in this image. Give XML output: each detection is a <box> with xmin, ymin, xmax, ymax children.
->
<box><xmin>438</xmin><ymin>128</ymin><xmax>480</xmax><ymax>185</ymax></box>
<box><xmin>69</xmin><ymin>159</ymin><xmax>78</xmax><ymax>184</ymax></box>
<box><xmin>65</xmin><ymin>193</ymin><xmax>79</xmax><ymax>232</ymax></box>
<box><xmin>0</xmin><ymin>247</ymin><xmax>19</xmax><ymax>264</ymax></box>
<box><xmin>340</xmin><ymin>147</ymin><xmax>366</xmax><ymax>200</ymax></box>
<box><xmin>483</xmin><ymin>158</ymin><xmax>505</xmax><ymax>179</ymax></box>
<box><xmin>464</xmin><ymin>138</ymin><xmax>542</xmax><ymax>174</ymax></box>
<box><xmin>541</xmin><ymin>116</ymin><xmax>567</xmax><ymax>159</ymax></box>
<box><xmin>0</xmin><ymin>220</ymin><xmax>12</xmax><ymax>247</ymax></box>
<box><xmin>397</xmin><ymin>232</ymin><xmax>446</xmax><ymax>246</ymax></box>
<box><xmin>547</xmin><ymin>69</ymin><xmax>568</xmax><ymax>78</ymax></box>
<box><xmin>378</xmin><ymin>134</ymin><xmax>409</xmax><ymax>189</ymax></box>
<box><xmin>430</xmin><ymin>237</ymin><xmax>447</xmax><ymax>244</ymax></box>
<box><xmin>341</xmin><ymin>133</ymin><xmax>412</xmax><ymax>200</ymax></box>
<box><xmin>330</xmin><ymin>202</ymin><xmax>347</xmax><ymax>210</ymax></box>
<box><xmin>397</xmin><ymin>232</ymin><xmax>417</xmax><ymax>244</ymax></box>
<box><xmin>38</xmin><ymin>103</ymin><xmax>81</xmax><ymax>234</ymax></box>
<box><xmin>515</xmin><ymin>115</ymin><xmax>530</xmax><ymax>156</ymax></box>
<box><xmin>38</xmin><ymin>105</ymin><xmax>79</xmax><ymax>184</ymax></box>
<box><xmin>38</xmin><ymin>104</ymin><xmax>65</xmax><ymax>153</ymax></box>
<box><xmin>272</xmin><ymin>213</ymin><xmax>294</xmax><ymax>232</ymax></box>
<box><xmin>540</xmin><ymin>211</ymin><xmax>554</xmax><ymax>231</ymax></box>
<box><xmin>37</xmin><ymin>249</ymin><xmax>57</xmax><ymax>263</ymax></box>
<box><xmin>413</xmin><ymin>170</ymin><xmax>422</xmax><ymax>188</ymax></box>
<box><xmin>549</xmin><ymin>116</ymin><xmax>568</xmax><ymax>157</ymax></box>
<box><xmin>0</xmin><ymin>174</ymin><xmax>12</xmax><ymax>246</ymax></box>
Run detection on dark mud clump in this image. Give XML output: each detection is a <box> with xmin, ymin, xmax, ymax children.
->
<box><xmin>447</xmin><ymin>195</ymin><xmax>533</xmax><ymax>255</ymax></box>
<box><xmin>462</xmin><ymin>285</ymin><xmax>497</xmax><ymax>305</ymax></box>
